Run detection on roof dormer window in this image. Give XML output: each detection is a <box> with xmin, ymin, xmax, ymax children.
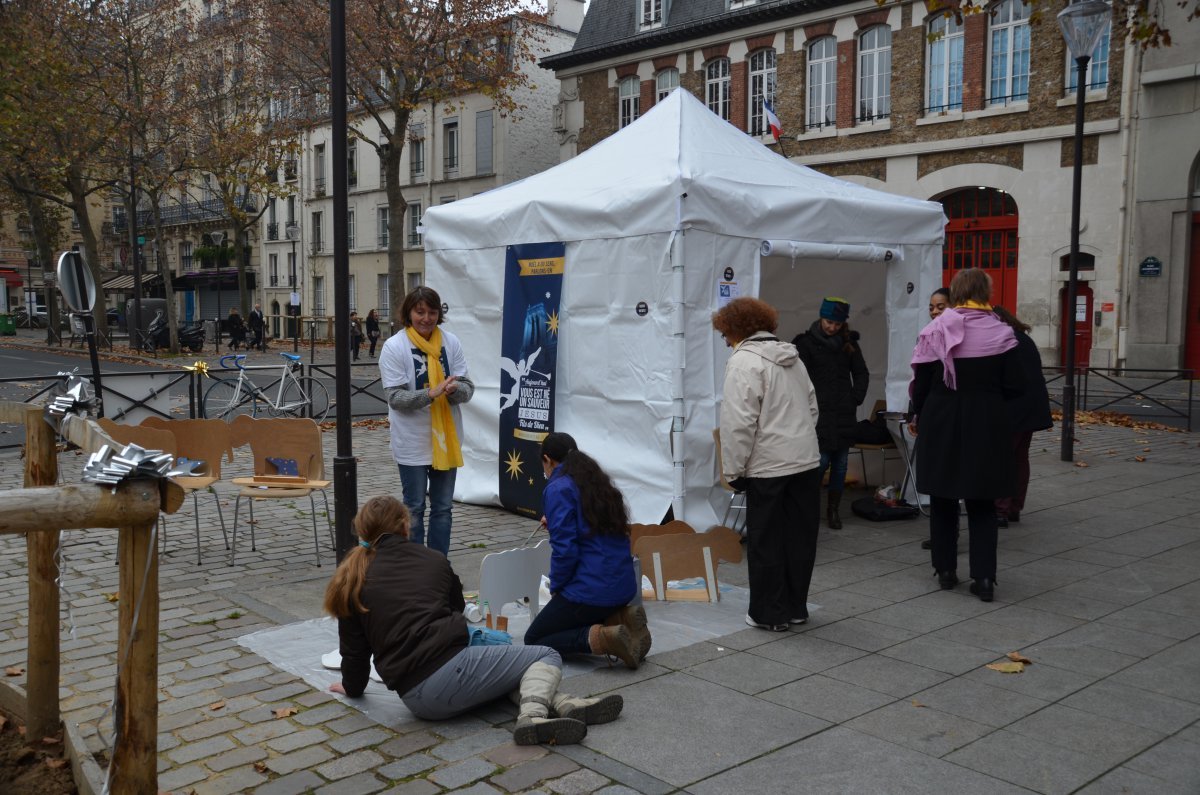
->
<box><xmin>640</xmin><ymin>0</ymin><xmax>663</xmax><ymax>30</ymax></box>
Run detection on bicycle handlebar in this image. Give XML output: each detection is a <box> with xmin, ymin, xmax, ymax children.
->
<box><xmin>219</xmin><ymin>354</ymin><xmax>248</xmax><ymax>370</ymax></box>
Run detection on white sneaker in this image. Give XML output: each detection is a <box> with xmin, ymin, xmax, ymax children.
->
<box><xmin>745</xmin><ymin>613</ymin><xmax>788</xmax><ymax>632</ymax></box>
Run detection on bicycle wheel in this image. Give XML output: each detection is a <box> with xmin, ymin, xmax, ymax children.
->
<box><xmin>203</xmin><ymin>378</ymin><xmax>258</xmax><ymax>420</ymax></box>
<box><xmin>274</xmin><ymin>376</ymin><xmax>330</xmax><ymax>422</ymax></box>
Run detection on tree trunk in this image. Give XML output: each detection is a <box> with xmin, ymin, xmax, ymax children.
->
<box><xmin>23</xmin><ymin>192</ymin><xmax>60</xmax><ymax>337</ymax></box>
<box><xmin>384</xmin><ymin>116</ymin><xmax>409</xmax><ymax>331</ymax></box>
<box><xmin>149</xmin><ymin>204</ymin><xmax>180</xmax><ymax>354</ymax></box>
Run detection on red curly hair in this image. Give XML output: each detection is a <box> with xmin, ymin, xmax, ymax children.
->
<box><xmin>712</xmin><ymin>297</ymin><xmax>779</xmax><ymax>344</ymax></box>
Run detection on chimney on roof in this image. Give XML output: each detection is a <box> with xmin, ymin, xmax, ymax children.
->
<box><xmin>547</xmin><ymin>0</ymin><xmax>585</xmax><ymax>33</ymax></box>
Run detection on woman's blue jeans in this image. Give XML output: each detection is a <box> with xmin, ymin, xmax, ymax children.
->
<box><xmin>397</xmin><ymin>464</ymin><xmax>456</xmax><ymax>556</ymax></box>
<box><xmin>819</xmin><ymin>448</ymin><xmax>850</xmax><ymax>493</ymax></box>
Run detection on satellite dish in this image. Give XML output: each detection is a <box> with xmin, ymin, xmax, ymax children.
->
<box><xmin>57</xmin><ymin>251</ymin><xmax>96</xmax><ymax>314</ymax></box>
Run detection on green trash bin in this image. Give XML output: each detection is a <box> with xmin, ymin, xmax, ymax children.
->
<box><xmin>0</xmin><ymin>314</ymin><xmax>15</xmax><ymax>336</ymax></box>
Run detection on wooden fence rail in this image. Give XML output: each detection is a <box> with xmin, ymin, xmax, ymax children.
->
<box><xmin>0</xmin><ymin>401</ymin><xmax>181</xmax><ymax>793</ymax></box>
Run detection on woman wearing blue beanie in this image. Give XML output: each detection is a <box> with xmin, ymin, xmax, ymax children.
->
<box><xmin>793</xmin><ymin>297</ymin><xmax>870</xmax><ymax>529</ymax></box>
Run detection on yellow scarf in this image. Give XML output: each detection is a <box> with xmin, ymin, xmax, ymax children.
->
<box><xmin>406</xmin><ymin>326</ymin><xmax>463</xmax><ymax>470</ymax></box>
<box><xmin>959</xmin><ymin>300</ymin><xmax>993</xmax><ymax>311</ymax></box>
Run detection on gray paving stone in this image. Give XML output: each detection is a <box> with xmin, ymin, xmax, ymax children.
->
<box><xmin>806</xmin><ymin>616</ymin><xmax>918</xmax><ymax>652</ymax></box>
<box><xmin>1122</xmin><ymin>733</ymin><xmax>1200</xmax><ymax>790</ymax></box>
<box><xmin>177</xmin><ymin>715</ymin><xmax>247</xmax><ymax>742</ymax></box>
<box><xmin>386</xmin><ymin>780</ymin><xmax>441</xmax><ymax>795</ymax></box>
<box><xmin>168</xmin><ymin>735</ymin><xmax>237</xmax><ymax>764</ymax></box>
<box><xmin>644</xmin><ymin>640</ymin><xmax>729</xmax><ymax>670</ymax></box>
<box><xmin>1097</xmin><ymin>604</ymin><xmax>1200</xmax><ymax>640</ymax></box>
<box><xmin>822</xmin><ymin>653</ymin><xmax>950</xmax><ymax>698</ymax></box>
<box><xmin>749</xmin><ymin>633</ymin><xmax>868</xmax><ymax>672</ymax></box>
<box><xmin>377</xmin><ymin>730</ymin><xmax>439</xmax><ymax>758</ymax></box>
<box><xmin>253</xmin><ymin>770</ymin><xmax>324</xmax><ymax>795</ymax></box>
<box><xmin>377</xmin><ymin>751</ymin><xmax>439</xmax><ymax>779</ymax></box>
<box><xmin>266</xmin><ymin>743</ymin><xmax>337</xmax><ymax>775</ymax></box>
<box><xmin>946</xmin><ymin>728</ymin><xmax>1114</xmax><ymax>794</ymax></box>
<box><xmin>430</xmin><ymin>727</ymin><xmax>513</xmax><ymax>761</ymax></box>
<box><xmin>490</xmin><ymin>753</ymin><xmax>579</xmax><ymax>793</ymax></box>
<box><xmin>546</xmin><ymin>768</ymin><xmax>611</xmax><ymax>794</ymax></box>
<box><xmin>582</xmin><ymin>672</ymin><xmax>826</xmax><ymax>787</ymax></box>
<box><xmin>878</xmin><ymin>635</ymin><xmax>1000</xmax><ymax>675</ymax></box>
<box><xmin>427</xmin><ymin>757</ymin><xmax>499</xmax><ymax>789</ymax></box>
<box><xmin>157</xmin><ymin>763</ymin><xmax>208</xmax><ymax>790</ymax></box>
<box><xmin>846</xmin><ymin>701</ymin><xmax>993</xmax><ymax>757</ymax></box>
<box><xmin>684</xmin><ymin>649</ymin><xmax>809</xmax><ymax>694</ymax></box>
<box><xmin>482</xmin><ymin>742</ymin><xmax>547</xmax><ymax>768</ymax></box>
<box><xmin>690</xmin><ymin>726</ymin><xmax>1029</xmax><ymax>795</ymax></box>
<box><xmin>326</xmin><ymin>712</ymin><xmax>378</xmax><ymax>735</ymax></box>
<box><xmin>858</xmin><ymin>601</ymin><xmax>966</xmax><ymax>634</ymax></box>
<box><xmin>758</xmin><ymin>672</ymin><xmax>893</xmax><ymax>722</ymax></box>
<box><xmin>961</xmin><ymin>655</ymin><xmax>1095</xmax><ymax>702</ymax></box>
<box><xmin>206</xmin><ymin>743</ymin><xmax>269</xmax><ymax>772</ymax></box>
<box><xmin>192</xmin><ymin>765</ymin><xmax>271</xmax><ymax>795</ymax></box>
<box><xmin>1109</xmin><ymin>635</ymin><xmax>1200</xmax><ymax>704</ymax></box>
<box><xmin>447</xmin><ymin>783</ymin><xmax>502</xmax><ymax>795</ymax></box>
<box><xmin>268</xmin><ymin>726</ymin><xmax>329</xmax><ymax>753</ymax></box>
<box><xmin>313</xmin><ymin>771</ymin><xmax>389</xmax><ymax>794</ymax></box>
<box><xmin>909</xmin><ymin>677</ymin><xmax>1049</xmax><ymax>729</ymax></box>
<box><xmin>326</xmin><ymin>726</ymin><xmax>391</xmax><ymax>755</ymax></box>
<box><xmin>1015</xmin><ymin>703</ymin><xmax>1171</xmax><ymax>769</ymax></box>
<box><xmin>316</xmin><ymin>748</ymin><xmax>385</xmax><ymax>780</ymax></box>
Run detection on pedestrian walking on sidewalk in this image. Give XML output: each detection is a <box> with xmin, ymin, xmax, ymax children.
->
<box><xmin>714</xmin><ymin>297</ymin><xmax>821</xmax><ymax>632</ymax></box>
<box><xmin>326</xmin><ymin>495</ymin><xmax>623</xmax><ymax>745</ymax></box>
<box><xmin>523</xmin><ymin>432</ymin><xmax>648</xmax><ymax>670</ymax></box>
<box><xmin>793</xmin><ymin>297</ymin><xmax>869</xmax><ymax>530</ymax></box>
<box><xmin>991</xmin><ymin>306</ymin><xmax>1052</xmax><ymax>527</ymax></box>
<box><xmin>248</xmin><ymin>302</ymin><xmax>266</xmax><ymax>352</ymax></box>
<box><xmin>379</xmin><ymin>286</ymin><xmax>475</xmax><ymax>556</ymax></box>
<box><xmin>366</xmin><ymin>309</ymin><xmax>381</xmax><ymax>357</ymax></box>
<box><xmin>350</xmin><ymin>311</ymin><xmax>364</xmax><ymax>361</ymax></box>
<box><xmin>227</xmin><ymin>307</ymin><xmax>246</xmax><ymax>351</ymax></box>
<box><xmin>910</xmin><ymin>269</ymin><xmax>1024</xmax><ymax>602</ymax></box>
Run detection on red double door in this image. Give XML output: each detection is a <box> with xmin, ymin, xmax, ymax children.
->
<box><xmin>940</xmin><ymin>188</ymin><xmax>1019</xmax><ymax>313</ymax></box>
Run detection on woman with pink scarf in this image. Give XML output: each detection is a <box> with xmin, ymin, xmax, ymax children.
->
<box><xmin>910</xmin><ymin>270</ymin><xmax>1024</xmax><ymax>602</ymax></box>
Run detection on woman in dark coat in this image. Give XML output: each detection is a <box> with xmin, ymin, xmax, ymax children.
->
<box><xmin>991</xmin><ymin>306</ymin><xmax>1053</xmax><ymax>526</ymax></box>
<box><xmin>793</xmin><ymin>297</ymin><xmax>869</xmax><ymax>530</ymax></box>
<box><xmin>911</xmin><ymin>270</ymin><xmax>1023</xmax><ymax>602</ymax></box>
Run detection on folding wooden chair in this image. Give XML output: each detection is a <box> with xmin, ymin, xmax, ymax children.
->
<box><xmin>850</xmin><ymin>400</ymin><xmax>903</xmax><ymax>488</ymax></box>
<box><xmin>227</xmin><ymin>416</ymin><xmax>333</xmax><ymax>566</ymax></box>
<box><xmin>711</xmin><ymin>429</ymin><xmax>746</xmax><ymax>535</ymax></box>
<box><xmin>139</xmin><ymin>417</ymin><xmax>233</xmax><ymax>564</ymax></box>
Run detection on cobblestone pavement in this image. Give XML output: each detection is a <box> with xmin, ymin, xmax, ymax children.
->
<box><xmin>1</xmin><ymin>360</ymin><xmax>1198</xmax><ymax>792</ymax></box>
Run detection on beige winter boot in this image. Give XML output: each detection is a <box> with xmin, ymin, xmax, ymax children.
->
<box><xmin>511</xmin><ymin>661</ymin><xmax>587</xmax><ymax>746</ymax></box>
<box><xmin>604</xmin><ymin>605</ymin><xmax>652</xmax><ymax>661</ymax></box>
<box><xmin>552</xmin><ymin>691</ymin><xmax>624</xmax><ymax>725</ymax></box>
<box><xmin>588</xmin><ymin>624</ymin><xmax>639</xmax><ymax>670</ymax></box>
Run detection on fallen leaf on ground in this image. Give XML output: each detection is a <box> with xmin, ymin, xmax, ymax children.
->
<box><xmin>1135</xmin><ymin>456</ymin><xmax>1146</xmax><ymax>462</ymax></box>
<box><xmin>46</xmin><ymin>758</ymin><xmax>68</xmax><ymax>769</ymax></box>
<box><xmin>5</xmin><ymin>666</ymin><xmax>24</xmax><ymax>676</ymax></box>
<box><xmin>1143</xmin><ymin>447</ymin><xmax>1152</xmax><ymax>452</ymax></box>
<box><xmin>273</xmin><ymin>707</ymin><xmax>298</xmax><ymax>719</ymax></box>
<box><xmin>986</xmin><ymin>661</ymin><xmax>1025</xmax><ymax>674</ymax></box>
<box><xmin>208</xmin><ymin>701</ymin><xmax>226</xmax><ymax>711</ymax></box>
<box><xmin>104</xmin><ymin>593</ymin><xmax>119</xmax><ymax>603</ymax></box>
<box><xmin>254</xmin><ymin>762</ymin><xmax>268</xmax><ymax>773</ymax></box>
<box><xmin>1007</xmin><ymin>651</ymin><xmax>1033</xmax><ymax>664</ymax></box>
<box><xmin>41</xmin><ymin>736</ymin><xmax>61</xmax><ymax>745</ymax></box>
<box><xmin>911</xmin><ymin>699</ymin><xmax>926</xmax><ymax>708</ymax></box>
<box><xmin>1075</xmin><ymin>462</ymin><xmax>1089</xmax><ymax>468</ymax></box>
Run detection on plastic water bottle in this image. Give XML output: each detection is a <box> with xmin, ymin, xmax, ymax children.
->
<box><xmin>464</xmin><ymin>602</ymin><xmax>483</xmax><ymax>623</ymax></box>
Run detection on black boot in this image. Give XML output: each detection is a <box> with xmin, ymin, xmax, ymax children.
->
<box><xmin>827</xmin><ymin>491</ymin><xmax>843</xmax><ymax>530</ymax></box>
<box><xmin>969</xmin><ymin>578</ymin><xmax>995</xmax><ymax>602</ymax></box>
<box><xmin>936</xmin><ymin>570</ymin><xmax>959</xmax><ymax>590</ymax></box>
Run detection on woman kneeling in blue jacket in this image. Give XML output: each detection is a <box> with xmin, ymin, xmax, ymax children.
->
<box><xmin>524</xmin><ymin>432</ymin><xmax>650</xmax><ymax>669</ymax></box>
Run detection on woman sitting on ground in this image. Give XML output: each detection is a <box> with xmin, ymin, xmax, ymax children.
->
<box><xmin>325</xmin><ymin>495</ymin><xmax>623</xmax><ymax>745</ymax></box>
<box><xmin>524</xmin><ymin>432</ymin><xmax>649</xmax><ymax>669</ymax></box>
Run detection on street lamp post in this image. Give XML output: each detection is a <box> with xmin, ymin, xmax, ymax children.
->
<box><xmin>286</xmin><ymin>222</ymin><xmax>300</xmax><ymax>351</ymax></box>
<box><xmin>1057</xmin><ymin>0</ymin><xmax>1110</xmax><ymax>463</ymax></box>
<box><xmin>211</xmin><ymin>230</ymin><xmax>225</xmax><ymax>354</ymax></box>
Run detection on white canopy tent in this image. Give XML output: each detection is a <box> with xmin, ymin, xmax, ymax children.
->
<box><xmin>423</xmin><ymin>89</ymin><xmax>946</xmax><ymax>529</ymax></box>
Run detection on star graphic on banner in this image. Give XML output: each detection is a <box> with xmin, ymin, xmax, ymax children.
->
<box><xmin>546</xmin><ymin>310</ymin><xmax>559</xmax><ymax>336</ymax></box>
<box><xmin>528</xmin><ymin>477</ymin><xmax>534</xmax><ymax>485</ymax></box>
<box><xmin>545</xmin><ymin>292</ymin><xmax>551</xmax><ymax>299</ymax></box>
<box><xmin>505</xmin><ymin>450</ymin><xmax>524</xmax><ymax>480</ymax></box>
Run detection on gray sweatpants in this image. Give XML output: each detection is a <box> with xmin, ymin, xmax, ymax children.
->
<box><xmin>401</xmin><ymin>645</ymin><xmax>561</xmax><ymax>721</ymax></box>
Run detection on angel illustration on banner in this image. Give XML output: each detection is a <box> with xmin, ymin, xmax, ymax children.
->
<box><xmin>500</xmin><ymin>348</ymin><xmax>551</xmax><ymax>412</ymax></box>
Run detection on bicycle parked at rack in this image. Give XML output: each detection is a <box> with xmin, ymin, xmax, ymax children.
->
<box><xmin>202</xmin><ymin>353</ymin><xmax>331</xmax><ymax>421</ymax></box>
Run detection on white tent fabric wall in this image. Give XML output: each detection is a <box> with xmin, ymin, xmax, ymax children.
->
<box><xmin>424</xmin><ymin>89</ymin><xmax>946</xmax><ymax>529</ymax></box>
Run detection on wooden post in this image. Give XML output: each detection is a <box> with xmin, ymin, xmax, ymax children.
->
<box><xmin>111</xmin><ymin>519</ymin><xmax>158</xmax><ymax>793</ymax></box>
<box><xmin>24</xmin><ymin>405</ymin><xmax>60</xmax><ymax>741</ymax></box>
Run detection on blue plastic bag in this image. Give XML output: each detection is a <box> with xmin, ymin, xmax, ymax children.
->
<box><xmin>468</xmin><ymin>627</ymin><xmax>513</xmax><ymax>646</ymax></box>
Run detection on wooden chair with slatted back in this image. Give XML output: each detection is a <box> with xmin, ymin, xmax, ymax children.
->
<box><xmin>139</xmin><ymin>417</ymin><xmax>233</xmax><ymax>564</ymax></box>
<box><xmin>850</xmin><ymin>399</ymin><xmax>902</xmax><ymax>488</ymax></box>
<box><xmin>227</xmin><ymin>416</ymin><xmax>333</xmax><ymax>566</ymax></box>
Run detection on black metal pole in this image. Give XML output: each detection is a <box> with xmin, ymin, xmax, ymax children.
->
<box><xmin>331</xmin><ymin>0</ymin><xmax>357</xmax><ymax>562</ymax></box>
<box><xmin>1061</xmin><ymin>54</ymin><xmax>1089</xmax><ymax>463</ymax></box>
<box><xmin>71</xmin><ymin>252</ymin><xmax>104</xmax><ymax>418</ymax></box>
<box><xmin>292</xmin><ymin>239</ymin><xmax>299</xmax><ymax>352</ymax></box>
<box><xmin>310</xmin><ymin>319</ymin><xmax>316</xmax><ymax>364</ymax></box>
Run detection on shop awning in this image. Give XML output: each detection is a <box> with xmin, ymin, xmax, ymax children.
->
<box><xmin>102</xmin><ymin>272</ymin><xmax>162</xmax><ymax>291</ymax></box>
<box><xmin>0</xmin><ymin>269</ymin><xmax>22</xmax><ymax>287</ymax></box>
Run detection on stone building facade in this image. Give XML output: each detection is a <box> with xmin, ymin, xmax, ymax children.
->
<box><xmin>542</xmin><ymin>0</ymin><xmax>1195</xmax><ymax>370</ymax></box>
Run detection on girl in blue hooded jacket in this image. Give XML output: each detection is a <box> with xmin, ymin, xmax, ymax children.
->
<box><xmin>523</xmin><ymin>432</ymin><xmax>650</xmax><ymax>669</ymax></box>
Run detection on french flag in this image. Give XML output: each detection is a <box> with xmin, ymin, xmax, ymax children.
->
<box><xmin>763</xmin><ymin>99</ymin><xmax>782</xmax><ymax>141</ymax></box>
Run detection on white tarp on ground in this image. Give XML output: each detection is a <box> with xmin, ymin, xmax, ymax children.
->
<box><xmin>423</xmin><ymin>89</ymin><xmax>945</xmax><ymax>529</ymax></box>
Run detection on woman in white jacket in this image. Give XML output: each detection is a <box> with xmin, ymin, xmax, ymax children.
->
<box><xmin>713</xmin><ymin>297</ymin><xmax>822</xmax><ymax>632</ymax></box>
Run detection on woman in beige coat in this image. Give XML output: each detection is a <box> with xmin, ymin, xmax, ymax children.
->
<box><xmin>714</xmin><ymin>297</ymin><xmax>821</xmax><ymax>632</ymax></box>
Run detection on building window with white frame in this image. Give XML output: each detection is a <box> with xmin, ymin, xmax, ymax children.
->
<box><xmin>181</xmin><ymin>241</ymin><xmax>194</xmax><ymax>271</ymax></box>
<box><xmin>926</xmin><ymin>14</ymin><xmax>964</xmax><ymax>113</ymax></box>
<box><xmin>656</xmin><ymin>68</ymin><xmax>679</xmax><ymax>101</ymax></box>
<box><xmin>409</xmin><ymin>124</ymin><xmax>425</xmax><ymax>180</ymax></box>
<box><xmin>347</xmin><ymin>139</ymin><xmax>358</xmax><ymax>188</ymax></box>
<box><xmin>377</xmin><ymin>206</ymin><xmax>388</xmax><ymax>248</ymax></box>
<box><xmin>858</xmin><ymin>25</ymin><xmax>891</xmax><ymax>122</ymax></box>
<box><xmin>748</xmin><ymin>49</ymin><xmax>777</xmax><ymax>136</ymax></box>
<box><xmin>807</xmin><ymin>37</ymin><xmax>837</xmax><ymax>129</ymax></box>
<box><xmin>1065</xmin><ymin>14</ymin><xmax>1110</xmax><ymax>93</ymax></box>
<box><xmin>313</xmin><ymin>276</ymin><xmax>325</xmax><ymax>315</ymax></box>
<box><xmin>407</xmin><ymin>202</ymin><xmax>423</xmax><ymax>247</ymax></box>
<box><xmin>988</xmin><ymin>0</ymin><xmax>1030</xmax><ymax>105</ymax></box>
<box><xmin>268</xmin><ymin>253</ymin><xmax>278</xmax><ymax>286</ymax></box>
<box><xmin>287</xmin><ymin>251</ymin><xmax>296</xmax><ymax>287</ymax></box>
<box><xmin>443</xmin><ymin>121</ymin><xmax>458</xmax><ymax>173</ymax></box>
<box><xmin>346</xmin><ymin>208</ymin><xmax>355</xmax><ymax>249</ymax></box>
<box><xmin>640</xmin><ymin>0</ymin><xmax>662</xmax><ymax>30</ymax></box>
<box><xmin>311</xmin><ymin>210</ymin><xmax>323</xmax><ymax>251</ymax></box>
<box><xmin>406</xmin><ymin>271</ymin><xmax>423</xmax><ymax>291</ymax></box>
<box><xmin>705</xmin><ymin>59</ymin><xmax>731</xmax><ymax>121</ymax></box>
<box><xmin>347</xmin><ymin>274</ymin><xmax>356</xmax><ymax>312</ymax></box>
<box><xmin>377</xmin><ymin>273</ymin><xmax>390</xmax><ymax>320</ymax></box>
<box><xmin>618</xmin><ymin>76</ymin><xmax>640</xmax><ymax>128</ymax></box>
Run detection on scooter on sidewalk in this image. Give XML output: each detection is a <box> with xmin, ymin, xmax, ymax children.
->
<box><xmin>144</xmin><ymin>310</ymin><xmax>206</xmax><ymax>353</ymax></box>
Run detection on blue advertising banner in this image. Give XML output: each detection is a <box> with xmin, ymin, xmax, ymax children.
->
<box><xmin>499</xmin><ymin>243</ymin><xmax>564</xmax><ymax>517</ymax></box>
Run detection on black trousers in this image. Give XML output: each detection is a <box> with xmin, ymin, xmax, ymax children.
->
<box><xmin>744</xmin><ymin>468</ymin><xmax>821</xmax><ymax>626</ymax></box>
<box><xmin>930</xmin><ymin>496</ymin><xmax>997</xmax><ymax>580</ymax></box>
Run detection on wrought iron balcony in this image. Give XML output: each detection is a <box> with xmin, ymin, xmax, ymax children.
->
<box><xmin>112</xmin><ymin>197</ymin><xmax>256</xmax><ymax>232</ymax></box>
<box><xmin>267</xmin><ymin>222</ymin><xmax>279</xmax><ymax>241</ymax></box>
